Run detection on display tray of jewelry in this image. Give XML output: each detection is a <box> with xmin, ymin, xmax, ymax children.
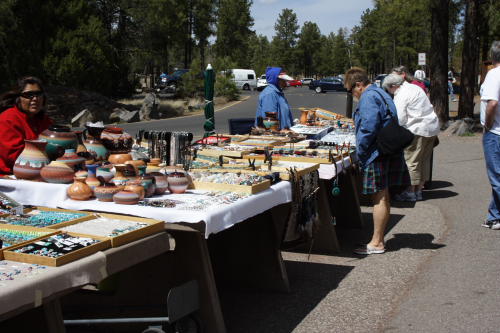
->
<box><xmin>0</xmin><ymin>192</ymin><xmax>23</xmax><ymax>216</ymax></box>
<box><xmin>57</xmin><ymin>213</ymin><xmax>165</xmax><ymax>248</ymax></box>
<box><xmin>3</xmin><ymin>232</ymin><xmax>110</xmax><ymax>266</ymax></box>
<box><xmin>0</xmin><ymin>261</ymin><xmax>48</xmax><ymax>283</ymax></box>
<box><xmin>290</xmin><ymin>124</ymin><xmax>332</xmax><ymax>135</ymax></box>
<box><xmin>257</xmin><ymin>161</ymin><xmax>320</xmax><ymax>180</ymax></box>
<box><xmin>189</xmin><ymin>171</ymin><xmax>271</xmax><ymax>194</ymax></box>
<box><xmin>195</xmin><ymin>146</ymin><xmax>257</xmax><ymax>158</ymax></box>
<box><xmin>0</xmin><ymin>225</ymin><xmax>57</xmax><ymax>253</ymax></box>
<box><xmin>234</xmin><ymin>138</ymin><xmax>281</xmax><ymax>147</ymax></box>
<box><xmin>0</xmin><ymin>207</ymin><xmax>93</xmax><ymax>229</ymax></box>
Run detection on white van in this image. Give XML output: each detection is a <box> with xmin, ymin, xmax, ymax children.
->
<box><xmin>230</xmin><ymin>69</ymin><xmax>257</xmax><ymax>90</ymax></box>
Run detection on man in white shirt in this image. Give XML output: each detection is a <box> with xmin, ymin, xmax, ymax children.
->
<box><xmin>414</xmin><ymin>67</ymin><xmax>426</xmax><ymax>81</ymax></box>
<box><xmin>480</xmin><ymin>41</ymin><xmax>500</xmax><ymax>229</ymax></box>
<box><xmin>383</xmin><ymin>74</ymin><xmax>440</xmax><ymax>201</ymax></box>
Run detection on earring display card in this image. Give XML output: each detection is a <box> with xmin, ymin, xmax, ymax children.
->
<box><xmin>3</xmin><ymin>232</ymin><xmax>110</xmax><ymax>266</ymax></box>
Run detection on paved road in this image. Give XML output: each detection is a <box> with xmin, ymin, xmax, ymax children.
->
<box><xmin>120</xmin><ymin>86</ymin><xmax>349</xmax><ymax>139</ymax></box>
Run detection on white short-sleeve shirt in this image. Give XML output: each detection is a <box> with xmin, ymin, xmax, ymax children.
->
<box><xmin>480</xmin><ymin>66</ymin><xmax>500</xmax><ymax>135</ymax></box>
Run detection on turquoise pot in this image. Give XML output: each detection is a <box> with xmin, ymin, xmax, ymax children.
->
<box><xmin>39</xmin><ymin>125</ymin><xmax>78</xmax><ymax>160</ymax></box>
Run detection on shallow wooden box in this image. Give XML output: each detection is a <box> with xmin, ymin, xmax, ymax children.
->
<box><xmin>0</xmin><ymin>225</ymin><xmax>60</xmax><ymax>260</ymax></box>
<box><xmin>56</xmin><ymin>213</ymin><xmax>165</xmax><ymax>248</ymax></box>
<box><xmin>3</xmin><ymin>232</ymin><xmax>110</xmax><ymax>266</ymax></box>
<box><xmin>16</xmin><ymin>207</ymin><xmax>96</xmax><ymax>229</ymax></box>
<box><xmin>190</xmin><ymin>179</ymin><xmax>271</xmax><ymax>194</ymax></box>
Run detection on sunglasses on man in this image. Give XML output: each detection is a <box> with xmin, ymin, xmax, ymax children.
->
<box><xmin>20</xmin><ymin>91</ymin><xmax>44</xmax><ymax>99</ymax></box>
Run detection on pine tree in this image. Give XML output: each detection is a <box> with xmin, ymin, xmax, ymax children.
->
<box><xmin>297</xmin><ymin>22</ymin><xmax>322</xmax><ymax>77</ymax></box>
<box><xmin>271</xmin><ymin>8</ymin><xmax>299</xmax><ymax>73</ymax></box>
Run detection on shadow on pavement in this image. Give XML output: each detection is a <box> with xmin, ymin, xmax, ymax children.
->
<box><xmin>423</xmin><ymin>189</ymin><xmax>458</xmax><ymax>200</ymax></box>
<box><xmin>219</xmin><ymin>261</ymin><xmax>353</xmax><ymax>333</ymax></box>
<box><xmin>426</xmin><ymin>180</ymin><xmax>453</xmax><ymax>190</ymax></box>
<box><xmin>385</xmin><ymin>233</ymin><xmax>446</xmax><ymax>252</ymax></box>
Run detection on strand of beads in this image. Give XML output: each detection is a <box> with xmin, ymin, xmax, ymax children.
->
<box><xmin>2</xmin><ymin>210</ymin><xmax>86</xmax><ymax>228</ymax></box>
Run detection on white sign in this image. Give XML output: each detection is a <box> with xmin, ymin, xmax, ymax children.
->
<box><xmin>418</xmin><ymin>53</ymin><xmax>426</xmax><ymax>65</ymax></box>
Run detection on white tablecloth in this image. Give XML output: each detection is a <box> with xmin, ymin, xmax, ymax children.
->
<box><xmin>318</xmin><ymin>155</ymin><xmax>354</xmax><ymax>180</ymax></box>
<box><xmin>0</xmin><ymin>179</ymin><xmax>292</xmax><ymax>238</ymax></box>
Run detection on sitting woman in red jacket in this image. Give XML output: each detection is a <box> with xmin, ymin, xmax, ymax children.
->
<box><xmin>0</xmin><ymin>76</ymin><xmax>53</xmax><ymax>175</ymax></box>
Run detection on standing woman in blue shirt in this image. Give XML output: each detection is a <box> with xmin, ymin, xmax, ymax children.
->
<box><xmin>255</xmin><ymin>67</ymin><xmax>294</xmax><ymax>130</ymax></box>
<box><xmin>345</xmin><ymin>67</ymin><xmax>410</xmax><ymax>255</ymax></box>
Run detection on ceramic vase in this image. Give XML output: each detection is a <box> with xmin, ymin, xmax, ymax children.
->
<box><xmin>13</xmin><ymin>140</ymin><xmax>50</xmax><ymax>181</ymax></box>
<box><xmin>40</xmin><ymin>161</ymin><xmax>74</xmax><ymax>184</ymax></box>
<box><xmin>67</xmin><ymin>177</ymin><xmax>93</xmax><ymax>201</ymax></box>
<box><xmin>75</xmin><ymin>170</ymin><xmax>88</xmax><ymax>178</ymax></box>
<box><xmin>263</xmin><ymin>117</ymin><xmax>279</xmax><ymax>131</ymax></box>
<box><xmin>111</xmin><ymin>164</ymin><xmax>129</xmax><ymax>186</ymax></box>
<box><xmin>124</xmin><ymin>160</ymin><xmax>146</xmax><ymax>176</ymax></box>
<box><xmin>74</xmin><ymin>130</ymin><xmax>88</xmax><ymax>154</ymax></box>
<box><xmin>136</xmin><ymin>165</ymin><xmax>156</xmax><ymax>197</ymax></box>
<box><xmin>113</xmin><ymin>190</ymin><xmax>140</xmax><ymax>205</ymax></box>
<box><xmin>150</xmin><ymin>172</ymin><xmax>168</xmax><ymax>195</ymax></box>
<box><xmin>84</xmin><ymin>125</ymin><xmax>108</xmax><ymax>162</ymax></box>
<box><xmin>108</xmin><ymin>153</ymin><xmax>132</xmax><ymax>165</ymax></box>
<box><xmin>124</xmin><ymin>180</ymin><xmax>145</xmax><ymax>200</ymax></box>
<box><xmin>56</xmin><ymin>149</ymin><xmax>86</xmax><ymax>170</ymax></box>
<box><xmin>39</xmin><ymin>125</ymin><xmax>78</xmax><ymax>160</ymax></box>
<box><xmin>300</xmin><ymin>110</ymin><xmax>309</xmax><ymax>125</ymax></box>
<box><xmin>146</xmin><ymin>162</ymin><xmax>161</xmax><ymax>174</ymax></box>
<box><xmin>101</xmin><ymin>127</ymin><xmax>133</xmax><ymax>154</ymax></box>
<box><xmin>96</xmin><ymin>166</ymin><xmax>114</xmax><ymax>183</ymax></box>
<box><xmin>94</xmin><ymin>183</ymin><xmax>123</xmax><ymax>202</ymax></box>
<box><xmin>167</xmin><ymin>171</ymin><xmax>189</xmax><ymax>194</ymax></box>
<box><xmin>85</xmin><ymin>164</ymin><xmax>101</xmax><ymax>190</ymax></box>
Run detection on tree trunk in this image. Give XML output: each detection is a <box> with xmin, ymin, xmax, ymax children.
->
<box><xmin>458</xmin><ymin>0</ymin><xmax>480</xmax><ymax>118</ymax></box>
<box><xmin>429</xmin><ymin>0</ymin><xmax>449</xmax><ymax>125</ymax></box>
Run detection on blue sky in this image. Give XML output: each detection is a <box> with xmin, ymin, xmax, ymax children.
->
<box><xmin>251</xmin><ymin>0</ymin><xmax>374</xmax><ymax>39</ymax></box>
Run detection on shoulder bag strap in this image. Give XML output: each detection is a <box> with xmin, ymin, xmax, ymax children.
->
<box><xmin>371</xmin><ymin>89</ymin><xmax>393</xmax><ymax>118</ymax></box>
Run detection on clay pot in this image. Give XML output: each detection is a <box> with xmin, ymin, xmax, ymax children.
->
<box><xmin>67</xmin><ymin>177</ymin><xmax>93</xmax><ymax>201</ymax></box>
<box><xmin>113</xmin><ymin>190</ymin><xmax>140</xmax><ymax>205</ymax></box>
<box><xmin>124</xmin><ymin>180</ymin><xmax>145</xmax><ymax>200</ymax></box>
<box><xmin>263</xmin><ymin>117</ymin><xmax>279</xmax><ymax>131</ymax></box>
<box><xmin>125</xmin><ymin>160</ymin><xmax>146</xmax><ymax>176</ymax></box>
<box><xmin>111</xmin><ymin>164</ymin><xmax>129</xmax><ymax>186</ymax></box>
<box><xmin>39</xmin><ymin>125</ymin><xmax>78</xmax><ymax>160</ymax></box>
<box><xmin>96</xmin><ymin>166</ymin><xmax>114</xmax><ymax>183</ymax></box>
<box><xmin>146</xmin><ymin>162</ymin><xmax>161</xmax><ymax>174</ymax></box>
<box><xmin>100</xmin><ymin>127</ymin><xmax>133</xmax><ymax>154</ymax></box>
<box><xmin>306</xmin><ymin>110</ymin><xmax>316</xmax><ymax>125</ymax></box>
<box><xmin>300</xmin><ymin>109</ymin><xmax>309</xmax><ymax>125</ymax></box>
<box><xmin>94</xmin><ymin>183</ymin><xmax>123</xmax><ymax>202</ymax></box>
<box><xmin>84</xmin><ymin>125</ymin><xmax>108</xmax><ymax>161</ymax></box>
<box><xmin>108</xmin><ymin>153</ymin><xmax>132</xmax><ymax>165</ymax></box>
<box><xmin>40</xmin><ymin>161</ymin><xmax>74</xmax><ymax>184</ymax></box>
<box><xmin>56</xmin><ymin>149</ymin><xmax>85</xmax><ymax>170</ymax></box>
<box><xmin>74</xmin><ymin>130</ymin><xmax>88</xmax><ymax>154</ymax></box>
<box><xmin>150</xmin><ymin>172</ymin><xmax>168</xmax><ymax>195</ymax></box>
<box><xmin>85</xmin><ymin>164</ymin><xmax>101</xmax><ymax>190</ymax></box>
<box><xmin>13</xmin><ymin>140</ymin><xmax>50</xmax><ymax>181</ymax></box>
<box><xmin>167</xmin><ymin>171</ymin><xmax>189</xmax><ymax>194</ymax></box>
<box><xmin>75</xmin><ymin>170</ymin><xmax>88</xmax><ymax>178</ymax></box>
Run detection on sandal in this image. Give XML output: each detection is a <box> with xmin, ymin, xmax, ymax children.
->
<box><xmin>353</xmin><ymin>244</ymin><xmax>386</xmax><ymax>255</ymax></box>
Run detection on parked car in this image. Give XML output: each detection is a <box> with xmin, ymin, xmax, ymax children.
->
<box><xmin>257</xmin><ymin>74</ymin><xmax>267</xmax><ymax>91</ymax></box>
<box><xmin>301</xmin><ymin>78</ymin><xmax>314</xmax><ymax>85</ymax></box>
<box><xmin>229</xmin><ymin>69</ymin><xmax>257</xmax><ymax>90</ymax></box>
<box><xmin>288</xmin><ymin>79</ymin><xmax>302</xmax><ymax>87</ymax></box>
<box><xmin>374</xmin><ymin>74</ymin><xmax>387</xmax><ymax>88</ymax></box>
<box><xmin>309</xmin><ymin>77</ymin><xmax>346</xmax><ymax>93</ymax></box>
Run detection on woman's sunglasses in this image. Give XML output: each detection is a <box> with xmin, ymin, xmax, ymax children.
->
<box><xmin>20</xmin><ymin>91</ymin><xmax>44</xmax><ymax>99</ymax></box>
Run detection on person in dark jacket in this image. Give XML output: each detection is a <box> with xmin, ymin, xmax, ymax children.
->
<box><xmin>345</xmin><ymin>67</ymin><xmax>409</xmax><ymax>255</ymax></box>
<box><xmin>0</xmin><ymin>76</ymin><xmax>52</xmax><ymax>174</ymax></box>
<box><xmin>255</xmin><ymin>66</ymin><xmax>294</xmax><ymax>130</ymax></box>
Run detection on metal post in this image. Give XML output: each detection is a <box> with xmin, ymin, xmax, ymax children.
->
<box><xmin>346</xmin><ymin>91</ymin><xmax>353</xmax><ymax>118</ymax></box>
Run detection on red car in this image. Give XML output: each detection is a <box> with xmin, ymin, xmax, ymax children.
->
<box><xmin>288</xmin><ymin>79</ymin><xmax>303</xmax><ymax>87</ymax></box>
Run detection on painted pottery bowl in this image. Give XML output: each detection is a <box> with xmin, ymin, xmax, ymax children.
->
<box><xmin>39</xmin><ymin>125</ymin><xmax>78</xmax><ymax>160</ymax></box>
<box><xmin>113</xmin><ymin>190</ymin><xmax>140</xmax><ymax>205</ymax></box>
<box><xmin>56</xmin><ymin>149</ymin><xmax>85</xmax><ymax>170</ymax></box>
<box><xmin>108</xmin><ymin>153</ymin><xmax>132</xmax><ymax>165</ymax></box>
<box><xmin>40</xmin><ymin>161</ymin><xmax>74</xmax><ymax>184</ymax></box>
<box><xmin>75</xmin><ymin>170</ymin><xmax>88</xmax><ymax>178</ymax></box>
<box><xmin>94</xmin><ymin>183</ymin><xmax>123</xmax><ymax>202</ymax></box>
<box><xmin>13</xmin><ymin>140</ymin><xmax>50</xmax><ymax>181</ymax></box>
<box><xmin>263</xmin><ymin>117</ymin><xmax>279</xmax><ymax>130</ymax></box>
<box><xmin>150</xmin><ymin>172</ymin><xmax>168</xmax><ymax>195</ymax></box>
<box><xmin>96</xmin><ymin>166</ymin><xmax>114</xmax><ymax>183</ymax></box>
<box><xmin>125</xmin><ymin>160</ymin><xmax>146</xmax><ymax>176</ymax></box>
<box><xmin>167</xmin><ymin>171</ymin><xmax>189</xmax><ymax>194</ymax></box>
<box><xmin>100</xmin><ymin>127</ymin><xmax>133</xmax><ymax>154</ymax></box>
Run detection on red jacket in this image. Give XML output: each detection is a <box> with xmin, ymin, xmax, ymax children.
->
<box><xmin>0</xmin><ymin>106</ymin><xmax>52</xmax><ymax>174</ymax></box>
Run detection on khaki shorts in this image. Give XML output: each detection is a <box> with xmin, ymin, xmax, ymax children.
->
<box><xmin>404</xmin><ymin>135</ymin><xmax>436</xmax><ymax>185</ymax></box>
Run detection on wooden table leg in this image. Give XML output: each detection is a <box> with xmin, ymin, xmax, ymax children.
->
<box><xmin>43</xmin><ymin>299</ymin><xmax>66</xmax><ymax>333</ymax></box>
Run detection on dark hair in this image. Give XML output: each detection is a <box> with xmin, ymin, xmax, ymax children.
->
<box><xmin>0</xmin><ymin>76</ymin><xmax>46</xmax><ymax>113</ymax></box>
<box><xmin>344</xmin><ymin>67</ymin><xmax>371</xmax><ymax>90</ymax></box>
<box><xmin>391</xmin><ymin>65</ymin><xmax>415</xmax><ymax>83</ymax></box>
